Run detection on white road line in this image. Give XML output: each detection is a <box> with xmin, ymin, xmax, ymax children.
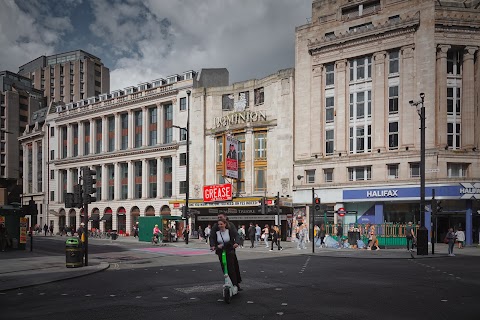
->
<box><xmin>247</xmin><ymin>301</ymin><xmax>254</xmax><ymax>304</ymax></box>
<box><xmin>281</xmin><ymin>303</ymin><xmax>288</xmax><ymax>306</ymax></box>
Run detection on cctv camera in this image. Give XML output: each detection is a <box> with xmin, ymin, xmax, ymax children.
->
<box><xmin>409</xmin><ymin>100</ymin><xmax>414</xmax><ymax>105</ymax></box>
<box><xmin>420</xmin><ymin>92</ymin><xmax>425</xmax><ymax>99</ymax></box>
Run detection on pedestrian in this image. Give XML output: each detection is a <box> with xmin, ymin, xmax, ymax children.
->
<box><xmin>405</xmin><ymin>222</ymin><xmax>415</xmax><ymax>252</ymax></box>
<box><xmin>198</xmin><ymin>226</ymin><xmax>204</xmax><ymax>241</ymax></box>
<box><xmin>183</xmin><ymin>226</ymin><xmax>189</xmax><ymax>245</ymax></box>
<box><xmin>49</xmin><ymin>224</ymin><xmax>54</xmax><ymax>236</ymax></box>
<box><xmin>262</xmin><ymin>224</ymin><xmax>270</xmax><ymax>248</ymax></box>
<box><xmin>247</xmin><ymin>223</ymin><xmax>256</xmax><ymax>248</ymax></box>
<box><xmin>297</xmin><ymin>224</ymin><xmax>307</xmax><ymax>249</ymax></box>
<box><xmin>211</xmin><ymin>217</ymin><xmax>242</xmax><ymax>291</ymax></box>
<box><xmin>77</xmin><ymin>223</ymin><xmax>86</xmax><ymax>241</ymax></box>
<box><xmin>336</xmin><ymin>223</ymin><xmax>343</xmax><ymax>249</ymax></box>
<box><xmin>314</xmin><ymin>224</ymin><xmax>320</xmax><ymax>242</ymax></box>
<box><xmin>367</xmin><ymin>225</ymin><xmax>379</xmax><ymax>250</ymax></box>
<box><xmin>455</xmin><ymin>227</ymin><xmax>465</xmax><ymax>249</ymax></box>
<box><xmin>255</xmin><ymin>224</ymin><xmax>261</xmax><ymax>246</ymax></box>
<box><xmin>319</xmin><ymin>224</ymin><xmax>326</xmax><ymax>248</ymax></box>
<box><xmin>446</xmin><ymin>228</ymin><xmax>456</xmax><ymax>256</ymax></box>
<box><xmin>270</xmin><ymin>225</ymin><xmax>282</xmax><ymax>251</ymax></box>
<box><xmin>237</xmin><ymin>225</ymin><xmax>245</xmax><ymax>248</ymax></box>
<box><xmin>43</xmin><ymin>224</ymin><xmax>48</xmax><ymax>236</ymax></box>
<box><xmin>204</xmin><ymin>224</ymin><xmax>211</xmax><ymax>244</ymax></box>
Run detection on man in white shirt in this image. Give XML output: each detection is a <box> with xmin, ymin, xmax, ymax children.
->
<box><xmin>204</xmin><ymin>224</ymin><xmax>211</xmax><ymax>244</ymax></box>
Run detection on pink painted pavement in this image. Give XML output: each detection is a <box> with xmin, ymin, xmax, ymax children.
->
<box><xmin>138</xmin><ymin>247</ymin><xmax>213</xmax><ymax>256</ymax></box>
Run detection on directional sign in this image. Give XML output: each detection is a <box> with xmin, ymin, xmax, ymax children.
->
<box><xmin>426</xmin><ymin>168</ymin><xmax>439</xmax><ymax>173</ymax></box>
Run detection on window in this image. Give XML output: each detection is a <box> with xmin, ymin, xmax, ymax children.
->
<box><xmin>216</xmin><ymin>137</ymin><xmax>223</xmax><ymax>163</ymax></box>
<box><xmin>236</xmin><ymin>133</ymin><xmax>246</xmax><ymax>162</ymax></box>
<box><xmin>447</xmin><ymin>163</ymin><xmax>467</xmax><ymax>178</ymax></box>
<box><xmin>324</xmin><ymin>32</ymin><xmax>335</xmax><ymax>40</ymax></box>
<box><xmin>388</xmin><ymin>122</ymin><xmax>399</xmax><ymax>150</ymax></box>
<box><xmin>325</xmin><ymin>63</ymin><xmax>334</xmax><ymax>86</ymax></box>
<box><xmin>325</xmin><ymin>129</ymin><xmax>334</xmax><ymax>155</ymax></box>
<box><xmin>95</xmin><ymin>166</ymin><xmax>102</xmax><ymax>201</ymax></box>
<box><xmin>324</xmin><ymin>169</ymin><xmax>333</xmax><ymax>183</ymax></box>
<box><xmin>387</xmin><ymin>164</ymin><xmax>399</xmax><ymax>179</ymax></box>
<box><xmin>254</xmin><ymin>132</ymin><xmax>267</xmax><ymax>159</ymax></box>
<box><xmin>325</xmin><ymin>97</ymin><xmax>334</xmax><ymax>123</ymax></box>
<box><xmin>388</xmin><ymin>15</ymin><xmax>400</xmax><ymax>23</ymax></box>
<box><xmin>163</xmin><ymin>157</ymin><xmax>172</xmax><ymax>197</ymax></box>
<box><xmin>50</xmin><ymin>127</ymin><xmax>55</xmax><ymax>137</ymax></box>
<box><xmin>163</xmin><ymin>104</ymin><xmax>173</xmax><ymax>144</ymax></box>
<box><xmin>180</xmin><ymin>97</ymin><xmax>186</xmax><ymax>111</ymax></box>
<box><xmin>50</xmin><ymin>170</ymin><xmax>55</xmax><ymax>180</ymax></box>
<box><xmin>95</xmin><ymin>119</ymin><xmax>102</xmax><ymax>154</ymax></box>
<box><xmin>350</xmin><ymin>91</ymin><xmax>371</xmax><ymax>120</ymax></box>
<box><xmin>134</xmin><ymin>110</ymin><xmax>142</xmax><ymax>148</ymax></box>
<box><xmin>108</xmin><ymin>116</ymin><xmax>115</xmax><ymax>152</ymax></box>
<box><xmin>254</xmin><ymin>166</ymin><xmax>267</xmax><ymax>191</ymax></box>
<box><xmin>349</xmin><ymin>56</ymin><xmax>372</xmax><ymax>81</ymax></box>
<box><xmin>180</xmin><ymin>153</ymin><xmax>187</xmax><ymax>166</ymax></box>
<box><xmin>410</xmin><ymin>163</ymin><xmax>420</xmax><ymax>178</ymax></box>
<box><xmin>348</xmin><ymin>166</ymin><xmax>371</xmax><ymax>181</ymax></box>
<box><xmin>306</xmin><ymin>170</ymin><xmax>315</xmax><ymax>184</ymax></box>
<box><xmin>149</xmin><ymin>159</ymin><xmax>157</xmax><ymax>198</ymax></box>
<box><xmin>148</xmin><ymin>108</ymin><xmax>157</xmax><ymax>146</ymax></box>
<box><xmin>134</xmin><ymin>161</ymin><xmax>142</xmax><ymax>198</ymax></box>
<box><xmin>447</xmin><ymin>123</ymin><xmax>461</xmax><ymax>150</ymax></box>
<box><xmin>50</xmin><ymin>150</ymin><xmax>54</xmax><ymax>160</ymax></box>
<box><xmin>121</xmin><ymin>113</ymin><xmax>128</xmax><ymax>150</ymax></box>
<box><xmin>239</xmin><ymin>91</ymin><xmax>249</xmax><ymax>107</ymax></box>
<box><xmin>180</xmin><ymin>128</ymin><xmax>187</xmax><ymax>141</ymax></box>
<box><xmin>447</xmin><ymin>87</ymin><xmax>461</xmax><ymax>116</ymax></box>
<box><xmin>447</xmin><ymin>50</ymin><xmax>462</xmax><ymax>75</ymax></box>
<box><xmin>108</xmin><ymin>164</ymin><xmax>115</xmax><ymax>200</ymax></box>
<box><xmin>254</xmin><ymin>87</ymin><xmax>264</xmax><ymax>105</ymax></box>
<box><xmin>222</xmin><ymin>94</ymin><xmax>234</xmax><ymax>110</ymax></box>
<box><xmin>180</xmin><ymin>181</ymin><xmax>187</xmax><ymax>194</ymax></box>
<box><xmin>61</xmin><ymin>127</ymin><xmax>67</xmax><ymax>158</ymax></box>
<box><xmin>388</xmin><ymin>86</ymin><xmax>399</xmax><ymax>114</ymax></box>
<box><xmin>349</xmin><ymin>125</ymin><xmax>371</xmax><ymax>153</ymax></box>
<box><xmin>84</xmin><ymin>122</ymin><xmax>90</xmax><ymax>155</ymax></box>
<box><xmin>50</xmin><ymin>191</ymin><xmax>54</xmax><ymax>201</ymax></box>
<box><xmin>120</xmin><ymin>163</ymin><xmax>127</xmax><ymax>200</ymax></box>
<box><xmin>389</xmin><ymin>50</ymin><xmax>399</xmax><ymax>74</ymax></box>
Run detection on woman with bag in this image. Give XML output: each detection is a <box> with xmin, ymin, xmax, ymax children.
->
<box><xmin>262</xmin><ymin>224</ymin><xmax>269</xmax><ymax>248</ymax></box>
<box><xmin>446</xmin><ymin>228</ymin><xmax>456</xmax><ymax>256</ymax></box>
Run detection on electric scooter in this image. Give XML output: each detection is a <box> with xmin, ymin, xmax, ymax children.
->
<box><xmin>221</xmin><ymin>250</ymin><xmax>238</xmax><ymax>304</ymax></box>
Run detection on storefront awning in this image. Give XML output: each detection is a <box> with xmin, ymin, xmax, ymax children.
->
<box><xmin>105</xmin><ymin>208</ymin><xmax>113</xmax><ymax>214</ymax></box>
<box><xmin>100</xmin><ymin>214</ymin><xmax>112</xmax><ymax>221</ymax></box>
<box><xmin>89</xmin><ymin>213</ymin><xmax>100</xmax><ymax>221</ymax></box>
<box><xmin>118</xmin><ymin>207</ymin><xmax>126</xmax><ymax>214</ymax></box>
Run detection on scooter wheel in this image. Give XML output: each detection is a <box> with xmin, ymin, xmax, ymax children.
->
<box><xmin>223</xmin><ymin>287</ymin><xmax>231</xmax><ymax>304</ymax></box>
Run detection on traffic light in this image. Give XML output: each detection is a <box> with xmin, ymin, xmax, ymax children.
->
<box><xmin>82</xmin><ymin>167</ymin><xmax>97</xmax><ymax>203</ymax></box>
<box><xmin>314</xmin><ymin>197</ymin><xmax>321</xmax><ymax>212</ymax></box>
<box><xmin>259</xmin><ymin>197</ymin><xmax>267</xmax><ymax>214</ymax></box>
<box><xmin>27</xmin><ymin>199</ymin><xmax>38</xmax><ymax>215</ymax></box>
<box><xmin>436</xmin><ymin>201</ymin><xmax>443</xmax><ymax>214</ymax></box>
<box><xmin>73</xmin><ymin>184</ymin><xmax>83</xmax><ymax>208</ymax></box>
<box><xmin>65</xmin><ymin>193</ymin><xmax>74</xmax><ymax>208</ymax></box>
<box><xmin>181</xmin><ymin>206</ymin><xmax>188</xmax><ymax>219</ymax></box>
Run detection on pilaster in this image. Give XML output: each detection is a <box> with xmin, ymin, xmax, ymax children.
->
<box><xmin>373</xmin><ymin>51</ymin><xmax>387</xmax><ymax>151</ymax></box>
<box><xmin>400</xmin><ymin>45</ymin><xmax>416</xmax><ymax>149</ymax></box>
<box><xmin>461</xmin><ymin>46</ymin><xmax>478</xmax><ymax>148</ymax></box>
<box><xmin>435</xmin><ymin>44</ymin><xmax>450</xmax><ymax>148</ymax></box>
<box><xmin>334</xmin><ymin>59</ymin><xmax>347</xmax><ymax>155</ymax></box>
<box><xmin>310</xmin><ymin>64</ymin><xmax>323</xmax><ymax>156</ymax></box>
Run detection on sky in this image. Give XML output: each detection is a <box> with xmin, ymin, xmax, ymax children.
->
<box><xmin>0</xmin><ymin>0</ymin><xmax>311</xmax><ymax>91</ymax></box>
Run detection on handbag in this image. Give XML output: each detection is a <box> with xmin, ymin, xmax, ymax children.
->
<box><xmin>443</xmin><ymin>237</ymin><xmax>449</xmax><ymax>244</ymax></box>
<box><xmin>261</xmin><ymin>234</ymin><xmax>265</xmax><ymax>240</ymax></box>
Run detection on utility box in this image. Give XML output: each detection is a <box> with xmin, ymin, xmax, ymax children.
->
<box><xmin>0</xmin><ymin>206</ymin><xmax>27</xmax><ymax>250</ymax></box>
<box><xmin>138</xmin><ymin>215</ymin><xmax>183</xmax><ymax>243</ymax></box>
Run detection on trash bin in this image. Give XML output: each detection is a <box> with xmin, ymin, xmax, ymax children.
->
<box><xmin>65</xmin><ymin>238</ymin><xmax>83</xmax><ymax>268</ymax></box>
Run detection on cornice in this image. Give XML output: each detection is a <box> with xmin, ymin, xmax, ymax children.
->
<box><xmin>52</xmin><ymin>144</ymin><xmax>180</xmax><ymax>166</ymax></box>
<box><xmin>308</xmin><ymin>12</ymin><xmax>420</xmax><ymax>56</ymax></box>
<box><xmin>18</xmin><ymin>131</ymin><xmax>45</xmax><ymax>142</ymax></box>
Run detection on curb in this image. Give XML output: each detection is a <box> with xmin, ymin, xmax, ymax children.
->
<box><xmin>0</xmin><ymin>262</ymin><xmax>110</xmax><ymax>292</ymax></box>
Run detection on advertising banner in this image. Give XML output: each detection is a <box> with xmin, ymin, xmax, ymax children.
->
<box><xmin>203</xmin><ymin>183</ymin><xmax>233</xmax><ymax>202</ymax></box>
<box><xmin>19</xmin><ymin>217</ymin><xmax>28</xmax><ymax>244</ymax></box>
<box><xmin>225</xmin><ymin>135</ymin><xmax>238</xmax><ymax>179</ymax></box>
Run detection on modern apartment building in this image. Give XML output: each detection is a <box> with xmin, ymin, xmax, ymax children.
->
<box><xmin>186</xmin><ymin>69</ymin><xmax>295</xmax><ymax>236</ymax></box>
<box><xmin>0</xmin><ymin>71</ymin><xmax>44</xmax><ymax>204</ymax></box>
<box><xmin>293</xmin><ymin>0</ymin><xmax>480</xmax><ymax>244</ymax></box>
<box><xmin>18</xmin><ymin>50</ymin><xmax>110</xmax><ymax>106</ymax></box>
<box><xmin>22</xmin><ymin>69</ymin><xmax>228</xmax><ymax>233</ymax></box>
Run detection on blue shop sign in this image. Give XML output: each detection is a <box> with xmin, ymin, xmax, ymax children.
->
<box><xmin>343</xmin><ymin>182</ymin><xmax>480</xmax><ymax>201</ymax></box>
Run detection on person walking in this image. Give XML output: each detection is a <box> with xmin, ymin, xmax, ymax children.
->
<box><xmin>297</xmin><ymin>224</ymin><xmax>307</xmax><ymax>249</ymax></box>
<box><xmin>405</xmin><ymin>222</ymin><xmax>415</xmax><ymax>252</ymax></box>
<box><xmin>319</xmin><ymin>224</ymin><xmax>326</xmax><ymax>248</ymax></box>
<box><xmin>43</xmin><ymin>224</ymin><xmax>48</xmax><ymax>236</ymax></box>
<box><xmin>49</xmin><ymin>224</ymin><xmax>54</xmax><ymax>236</ymax></box>
<box><xmin>446</xmin><ymin>228</ymin><xmax>456</xmax><ymax>256</ymax></box>
<box><xmin>183</xmin><ymin>226</ymin><xmax>189</xmax><ymax>245</ymax></box>
<box><xmin>455</xmin><ymin>228</ymin><xmax>465</xmax><ymax>249</ymax></box>
<box><xmin>247</xmin><ymin>223</ymin><xmax>256</xmax><ymax>248</ymax></box>
<box><xmin>255</xmin><ymin>224</ymin><xmax>261</xmax><ymax>247</ymax></box>
<box><xmin>198</xmin><ymin>226</ymin><xmax>204</xmax><ymax>241</ymax></box>
<box><xmin>237</xmin><ymin>225</ymin><xmax>245</xmax><ymax>248</ymax></box>
<box><xmin>270</xmin><ymin>225</ymin><xmax>282</xmax><ymax>251</ymax></box>
<box><xmin>204</xmin><ymin>224</ymin><xmax>211</xmax><ymax>244</ymax></box>
<box><xmin>336</xmin><ymin>223</ymin><xmax>343</xmax><ymax>249</ymax></box>
<box><xmin>262</xmin><ymin>224</ymin><xmax>270</xmax><ymax>248</ymax></box>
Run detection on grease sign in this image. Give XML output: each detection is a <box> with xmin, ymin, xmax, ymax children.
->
<box><xmin>203</xmin><ymin>184</ymin><xmax>233</xmax><ymax>202</ymax></box>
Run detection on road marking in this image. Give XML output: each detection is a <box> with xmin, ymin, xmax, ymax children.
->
<box><xmin>281</xmin><ymin>303</ymin><xmax>288</xmax><ymax>306</ymax></box>
<box><xmin>136</xmin><ymin>296</ymin><xmax>142</xmax><ymax>299</ymax></box>
<box><xmin>0</xmin><ymin>293</ymin><xmax>5</xmax><ymax>295</ymax></box>
<box><xmin>456</xmin><ymin>277</ymin><xmax>461</xmax><ymax>279</ymax></box>
<box><xmin>441</xmin><ymin>300</ymin><xmax>448</xmax><ymax>302</ymax></box>
<box><xmin>217</xmin><ymin>299</ymin><xmax>223</xmax><ymax>302</ymax></box>
<box><xmin>61</xmin><ymin>294</ymin><xmax>68</xmax><ymax>296</ymax></box>
<box><xmin>192</xmin><ymin>270</ymin><xmax>196</xmax><ymax>271</ymax></box>
<box><xmin>277</xmin><ymin>312</ymin><xmax>284</xmax><ymax>315</ymax></box>
<box><xmin>260</xmin><ymin>271</ymin><xmax>264</xmax><ymax>273</ymax></box>
<box><xmin>39</xmin><ymin>293</ymin><xmax>45</xmax><ymax>295</ymax></box>
<box><xmin>190</xmin><ymin>297</ymin><xmax>196</xmax><ymax>300</ymax></box>
<box><xmin>110</xmin><ymin>294</ymin><xmax>116</xmax><ymax>297</ymax></box>
<box><xmin>85</xmin><ymin>294</ymin><xmax>92</xmax><ymax>297</ymax></box>
<box><xmin>247</xmin><ymin>301</ymin><xmax>254</xmax><ymax>304</ymax></box>
<box><xmin>17</xmin><ymin>293</ymin><xmax>23</xmax><ymax>295</ymax></box>
<box><xmin>275</xmin><ymin>288</ymin><xmax>282</xmax><ymax>291</ymax></box>
<box><xmin>162</xmin><ymin>297</ymin><xmax>168</xmax><ymax>299</ymax></box>
<box><xmin>448</xmin><ymin>274</ymin><xmax>454</xmax><ymax>276</ymax></box>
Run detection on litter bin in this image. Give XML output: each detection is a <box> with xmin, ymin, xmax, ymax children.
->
<box><xmin>65</xmin><ymin>238</ymin><xmax>83</xmax><ymax>268</ymax></box>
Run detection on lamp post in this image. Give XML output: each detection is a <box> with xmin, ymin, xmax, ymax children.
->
<box><xmin>409</xmin><ymin>93</ymin><xmax>428</xmax><ymax>255</ymax></box>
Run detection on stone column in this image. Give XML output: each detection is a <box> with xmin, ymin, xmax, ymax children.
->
<box><xmin>142</xmin><ymin>107</ymin><xmax>148</xmax><ymax>147</ymax></box>
<box><xmin>78</xmin><ymin>122</ymin><xmax>84</xmax><ymax>156</ymax></box>
<box><xmin>476</xmin><ymin>50</ymin><xmax>480</xmax><ymax>149</ymax></box>
<box><xmin>157</xmin><ymin>158</ymin><xmax>162</xmax><ymax>198</ymax></box>
<box><xmin>435</xmin><ymin>45</ymin><xmax>450</xmax><ymax>148</ymax></box>
<box><xmin>142</xmin><ymin>158</ymin><xmax>148</xmax><ymax>199</ymax></box>
<box><xmin>373</xmin><ymin>51</ymin><xmax>387</xmax><ymax>151</ymax></box>
<box><xmin>67</xmin><ymin>169</ymin><xmax>73</xmax><ymax>193</ymax></box>
<box><xmin>334</xmin><ymin>59</ymin><xmax>347</xmax><ymax>155</ymax></box>
<box><xmin>461</xmin><ymin>46</ymin><xmax>478</xmax><ymax>149</ymax></box>
<box><xmin>310</xmin><ymin>63</ymin><xmax>323</xmax><ymax>156</ymax></box>
<box><xmin>115</xmin><ymin>113</ymin><xmax>121</xmax><ymax>151</ymax></box>
<box><xmin>400</xmin><ymin>45</ymin><xmax>416</xmax><ymax>149</ymax></box>
<box><xmin>127</xmin><ymin>161</ymin><xmax>133</xmax><ymax>199</ymax></box>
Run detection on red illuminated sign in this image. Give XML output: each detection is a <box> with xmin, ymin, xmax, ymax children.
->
<box><xmin>337</xmin><ymin>208</ymin><xmax>346</xmax><ymax>216</ymax></box>
<box><xmin>203</xmin><ymin>184</ymin><xmax>233</xmax><ymax>202</ymax></box>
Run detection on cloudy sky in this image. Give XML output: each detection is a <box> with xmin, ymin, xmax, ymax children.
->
<box><xmin>0</xmin><ymin>0</ymin><xmax>311</xmax><ymax>91</ymax></box>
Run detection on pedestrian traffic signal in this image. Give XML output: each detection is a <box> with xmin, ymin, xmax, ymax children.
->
<box><xmin>73</xmin><ymin>184</ymin><xmax>83</xmax><ymax>208</ymax></box>
<box><xmin>65</xmin><ymin>193</ymin><xmax>74</xmax><ymax>208</ymax></box>
<box><xmin>181</xmin><ymin>206</ymin><xmax>188</xmax><ymax>219</ymax></box>
<box><xmin>436</xmin><ymin>201</ymin><xmax>443</xmax><ymax>213</ymax></box>
<box><xmin>82</xmin><ymin>167</ymin><xmax>97</xmax><ymax>203</ymax></box>
<box><xmin>314</xmin><ymin>197</ymin><xmax>321</xmax><ymax>211</ymax></box>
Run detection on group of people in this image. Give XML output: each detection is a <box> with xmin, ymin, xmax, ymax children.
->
<box><xmin>445</xmin><ymin>227</ymin><xmax>466</xmax><ymax>257</ymax></box>
<box><xmin>42</xmin><ymin>224</ymin><xmax>54</xmax><ymax>236</ymax></box>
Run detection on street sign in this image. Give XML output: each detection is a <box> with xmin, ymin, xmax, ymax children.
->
<box><xmin>203</xmin><ymin>183</ymin><xmax>233</xmax><ymax>202</ymax></box>
<box><xmin>337</xmin><ymin>208</ymin><xmax>346</xmax><ymax>216</ymax></box>
<box><xmin>426</xmin><ymin>168</ymin><xmax>439</xmax><ymax>173</ymax></box>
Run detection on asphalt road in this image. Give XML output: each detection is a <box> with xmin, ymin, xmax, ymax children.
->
<box><xmin>1</xmin><ymin>241</ymin><xmax>479</xmax><ymax>320</ymax></box>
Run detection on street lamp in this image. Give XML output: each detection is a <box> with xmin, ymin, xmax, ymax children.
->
<box><xmin>409</xmin><ymin>92</ymin><xmax>428</xmax><ymax>255</ymax></box>
<box><xmin>173</xmin><ymin>90</ymin><xmax>191</xmax><ymax>235</ymax></box>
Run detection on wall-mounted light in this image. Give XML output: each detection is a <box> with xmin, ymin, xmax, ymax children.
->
<box><xmin>297</xmin><ymin>175</ymin><xmax>304</xmax><ymax>181</ymax></box>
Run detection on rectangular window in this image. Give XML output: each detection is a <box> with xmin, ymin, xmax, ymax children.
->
<box><xmin>108</xmin><ymin>164</ymin><xmax>115</xmax><ymax>200</ymax></box>
<box><xmin>164</xmin><ymin>104</ymin><xmax>173</xmax><ymax>144</ymax></box>
<box><xmin>350</xmin><ymin>91</ymin><xmax>371</xmax><ymax>120</ymax></box>
<box><xmin>254</xmin><ymin>166</ymin><xmax>267</xmax><ymax>191</ymax></box>
<box><xmin>180</xmin><ymin>181</ymin><xmax>187</xmax><ymax>194</ymax></box>
<box><xmin>325</xmin><ymin>129</ymin><xmax>334</xmax><ymax>155</ymax></box>
<box><xmin>447</xmin><ymin>87</ymin><xmax>461</xmax><ymax>116</ymax></box>
<box><xmin>134</xmin><ymin>110</ymin><xmax>142</xmax><ymax>148</ymax></box>
<box><xmin>239</xmin><ymin>91</ymin><xmax>249</xmax><ymax>107</ymax></box>
<box><xmin>84</xmin><ymin>122</ymin><xmax>90</xmax><ymax>155</ymax></box>
<box><xmin>50</xmin><ymin>191</ymin><xmax>54</xmax><ymax>201</ymax></box>
<box><xmin>349</xmin><ymin>125</ymin><xmax>371</xmax><ymax>154</ymax></box>
<box><xmin>148</xmin><ymin>108</ymin><xmax>157</xmax><ymax>146</ymax></box>
<box><xmin>61</xmin><ymin>127</ymin><xmax>67</xmax><ymax>158</ymax></box>
<box><xmin>180</xmin><ymin>128</ymin><xmax>187</xmax><ymax>141</ymax></box>
<box><xmin>254</xmin><ymin>132</ymin><xmax>267</xmax><ymax>159</ymax></box>
<box><xmin>388</xmin><ymin>122</ymin><xmax>399</xmax><ymax>150</ymax></box>
<box><xmin>50</xmin><ymin>150</ymin><xmax>54</xmax><ymax>160</ymax></box>
<box><xmin>348</xmin><ymin>166</ymin><xmax>372</xmax><ymax>181</ymax></box>
<box><xmin>222</xmin><ymin>94</ymin><xmax>234</xmax><ymax>111</ymax></box>
<box><xmin>387</xmin><ymin>164</ymin><xmax>399</xmax><ymax>179</ymax></box>
<box><xmin>149</xmin><ymin>159</ymin><xmax>157</xmax><ymax>198</ymax></box>
<box><xmin>121</xmin><ymin>113</ymin><xmax>128</xmax><ymax>150</ymax></box>
<box><xmin>447</xmin><ymin>50</ymin><xmax>462</xmax><ymax>75</ymax></box>
<box><xmin>447</xmin><ymin>163</ymin><xmax>467</xmax><ymax>178</ymax></box>
<box><xmin>254</xmin><ymin>87</ymin><xmax>264</xmax><ymax>105</ymax></box>
<box><xmin>108</xmin><ymin>116</ymin><xmax>115</xmax><ymax>152</ymax></box>
<box><xmin>50</xmin><ymin>170</ymin><xmax>55</xmax><ymax>180</ymax></box>
<box><xmin>324</xmin><ymin>169</ymin><xmax>333</xmax><ymax>183</ymax></box>
<box><xmin>50</xmin><ymin>127</ymin><xmax>55</xmax><ymax>137</ymax></box>
<box><xmin>120</xmin><ymin>163</ymin><xmax>128</xmax><ymax>199</ymax></box>
<box><xmin>306</xmin><ymin>170</ymin><xmax>315</xmax><ymax>184</ymax></box>
<box><xmin>180</xmin><ymin>97</ymin><xmax>186</xmax><ymax>111</ymax></box>
<box><xmin>350</xmin><ymin>56</ymin><xmax>372</xmax><ymax>81</ymax></box>
<box><xmin>325</xmin><ymin>63</ymin><xmax>335</xmax><ymax>86</ymax></box>
<box><xmin>389</xmin><ymin>50</ymin><xmax>399</xmax><ymax>74</ymax></box>
<box><xmin>325</xmin><ymin>97</ymin><xmax>334</xmax><ymax>123</ymax></box>
<box><xmin>73</xmin><ymin>124</ymin><xmax>78</xmax><ymax>157</ymax></box>
<box><xmin>95</xmin><ymin>119</ymin><xmax>102</xmax><ymax>154</ymax></box>
<box><xmin>163</xmin><ymin>157</ymin><xmax>172</xmax><ymax>197</ymax></box>
<box><xmin>180</xmin><ymin>153</ymin><xmax>187</xmax><ymax>166</ymax></box>
<box><xmin>96</xmin><ymin>166</ymin><xmax>102</xmax><ymax>201</ymax></box>
<box><xmin>388</xmin><ymin>86</ymin><xmax>399</xmax><ymax>114</ymax></box>
<box><xmin>134</xmin><ymin>161</ymin><xmax>142</xmax><ymax>199</ymax></box>
<box><xmin>447</xmin><ymin>123</ymin><xmax>461</xmax><ymax>150</ymax></box>
<box><xmin>216</xmin><ymin>137</ymin><xmax>223</xmax><ymax>163</ymax></box>
<box><xmin>410</xmin><ymin>163</ymin><xmax>420</xmax><ymax>178</ymax></box>
<box><xmin>236</xmin><ymin>133</ymin><xmax>245</xmax><ymax>162</ymax></box>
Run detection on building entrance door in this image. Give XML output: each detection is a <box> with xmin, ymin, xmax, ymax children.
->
<box><xmin>435</xmin><ymin>212</ymin><xmax>465</xmax><ymax>243</ymax></box>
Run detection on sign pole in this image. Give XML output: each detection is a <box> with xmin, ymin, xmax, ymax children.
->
<box><xmin>311</xmin><ymin>187</ymin><xmax>315</xmax><ymax>254</ymax></box>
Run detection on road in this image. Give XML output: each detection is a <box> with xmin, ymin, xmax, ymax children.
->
<box><xmin>1</xmin><ymin>237</ymin><xmax>479</xmax><ymax>320</ymax></box>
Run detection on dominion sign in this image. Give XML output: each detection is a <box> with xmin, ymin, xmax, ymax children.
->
<box><xmin>214</xmin><ymin>110</ymin><xmax>267</xmax><ymax>128</ymax></box>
